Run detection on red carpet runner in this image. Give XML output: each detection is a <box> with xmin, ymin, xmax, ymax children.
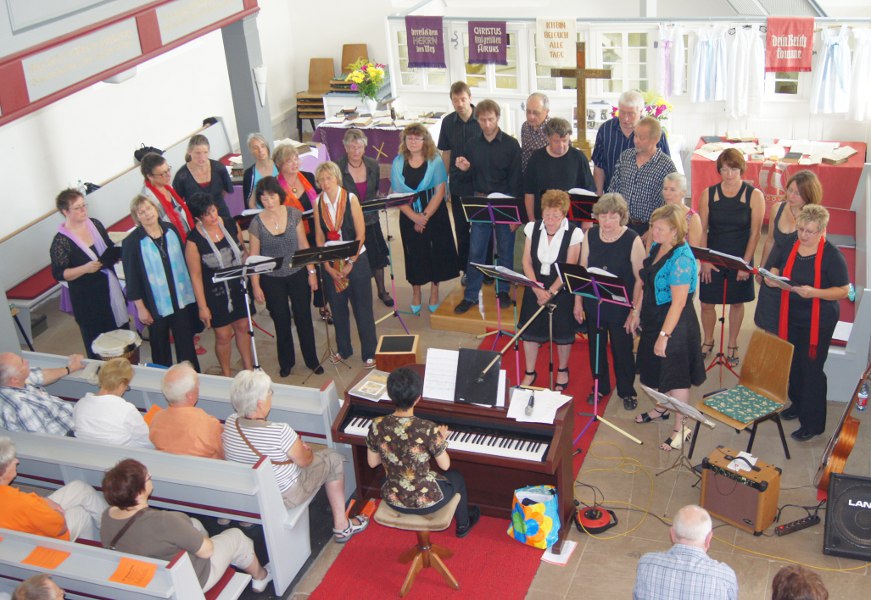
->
<box><xmin>309</xmin><ymin>514</ymin><xmax>541</xmax><ymax>600</ymax></box>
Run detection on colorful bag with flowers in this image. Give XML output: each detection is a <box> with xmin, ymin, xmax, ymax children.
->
<box><xmin>507</xmin><ymin>485</ymin><xmax>560</xmax><ymax>549</ymax></box>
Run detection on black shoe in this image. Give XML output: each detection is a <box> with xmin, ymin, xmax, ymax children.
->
<box><xmin>780</xmin><ymin>405</ymin><xmax>799</xmax><ymax>421</ymax></box>
<box><xmin>310</xmin><ymin>365</ymin><xmax>325</xmax><ymax>375</ymax></box>
<box><xmin>378</xmin><ymin>291</ymin><xmax>394</xmax><ymax>307</ymax></box>
<box><xmin>454</xmin><ymin>299</ymin><xmax>474</xmax><ymax>314</ymax></box>
<box><xmin>456</xmin><ymin>505</ymin><xmax>481</xmax><ymax>538</ymax></box>
<box><xmin>483</xmin><ymin>275</ymin><xmax>495</xmax><ymax>286</ymax></box>
<box><xmin>791</xmin><ymin>428</ymin><xmax>818</xmax><ymax>442</ymax></box>
<box><xmin>586</xmin><ymin>391</ymin><xmax>605</xmax><ymax>405</ymax></box>
<box><xmin>279</xmin><ymin>367</ymin><xmax>292</xmax><ymax>377</ymax></box>
<box><xmin>622</xmin><ymin>395</ymin><xmax>638</xmax><ymax>410</ymax></box>
<box><xmin>497</xmin><ymin>291</ymin><xmax>511</xmax><ymax>308</ymax></box>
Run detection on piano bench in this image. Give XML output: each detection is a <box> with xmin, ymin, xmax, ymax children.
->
<box><xmin>373</xmin><ymin>495</ymin><xmax>462</xmax><ymax>597</ymax></box>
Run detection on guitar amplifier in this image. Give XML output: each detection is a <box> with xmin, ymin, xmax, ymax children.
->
<box><xmin>700</xmin><ymin>446</ymin><xmax>781</xmax><ymax>535</ymax></box>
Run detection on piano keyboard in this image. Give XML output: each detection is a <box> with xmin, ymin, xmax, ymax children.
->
<box><xmin>343</xmin><ymin>416</ymin><xmax>548</xmax><ymax>463</ymax></box>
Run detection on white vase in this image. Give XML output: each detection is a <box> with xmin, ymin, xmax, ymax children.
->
<box><xmin>362</xmin><ymin>97</ymin><xmax>378</xmax><ymax>115</ymax></box>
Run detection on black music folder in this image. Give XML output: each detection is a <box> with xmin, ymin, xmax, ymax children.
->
<box><xmin>454</xmin><ymin>348</ymin><xmax>500</xmax><ymax>406</ymax></box>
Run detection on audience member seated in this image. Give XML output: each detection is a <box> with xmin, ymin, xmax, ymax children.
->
<box><xmin>771</xmin><ymin>565</ymin><xmax>828</xmax><ymax>600</ymax></box>
<box><xmin>633</xmin><ymin>505</ymin><xmax>737</xmax><ymax>600</ymax></box>
<box><xmin>100</xmin><ymin>459</ymin><xmax>272</xmax><ymax>593</ymax></box>
<box><xmin>0</xmin><ymin>352</ymin><xmax>84</xmax><ymax>435</ymax></box>
<box><xmin>367</xmin><ymin>367</ymin><xmax>480</xmax><ymax>537</ymax></box>
<box><xmin>222</xmin><ymin>370</ymin><xmax>367</xmax><ymax>543</ymax></box>
<box><xmin>73</xmin><ymin>357</ymin><xmax>152</xmax><ymax>448</ymax></box>
<box><xmin>12</xmin><ymin>575</ymin><xmax>65</xmax><ymax>600</ymax></box>
<box><xmin>149</xmin><ymin>362</ymin><xmax>224</xmax><ymax>458</ymax></box>
<box><xmin>0</xmin><ymin>436</ymin><xmax>106</xmax><ymax>541</ymax></box>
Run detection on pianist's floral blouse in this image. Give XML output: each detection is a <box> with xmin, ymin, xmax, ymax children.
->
<box><xmin>366</xmin><ymin>414</ymin><xmax>448</xmax><ymax>509</ymax></box>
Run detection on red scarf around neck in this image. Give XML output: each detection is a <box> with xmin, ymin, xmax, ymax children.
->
<box><xmin>144</xmin><ymin>180</ymin><xmax>195</xmax><ymax>242</ymax></box>
<box><xmin>778</xmin><ymin>235</ymin><xmax>825</xmax><ymax>358</ymax></box>
<box><xmin>278</xmin><ymin>172</ymin><xmax>316</xmax><ymax>235</ymax></box>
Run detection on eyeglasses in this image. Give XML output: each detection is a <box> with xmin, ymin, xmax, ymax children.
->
<box><xmin>797</xmin><ymin>226</ymin><xmax>821</xmax><ymax>236</ymax></box>
<box><xmin>69</xmin><ymin>203</ymin><xmax>88</xmax><ymax>212</ymax></box>
<box><xmin>146</xmin><ymin>474</ymin><xmax>152</xmax><ymax>482</ymax></box>
<box><xmin>152</xmin><ymin>167</ymin><xmax>172</xmax><ymax>177</ymax></box>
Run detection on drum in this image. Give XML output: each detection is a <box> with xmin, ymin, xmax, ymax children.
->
<box><xmin>91</xmin><ymin>329</ymin><xmax>142</xmax><ymax>364</ymax></box>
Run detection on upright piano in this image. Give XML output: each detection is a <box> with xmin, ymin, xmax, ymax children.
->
<box><xmin>331</xmin><ymin>366</ymin><xmax>575</xmax><ymax>552</ymax></box>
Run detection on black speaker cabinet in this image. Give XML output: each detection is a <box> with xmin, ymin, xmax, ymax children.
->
<box><xmin>824</xmin><ymin>473</ymin><xmax>871</xmax><ymax>560</ymax></box>
<box><xmin>699</xmin><ymin>446</ymin><xmax>781</xmax><ymax>535</ymax></box>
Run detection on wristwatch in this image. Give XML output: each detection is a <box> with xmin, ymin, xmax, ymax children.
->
<box><xmin>659</xmin><ymin>331</ymin><xmax>671</xmax><ymax>338</ymax></box>
<box><xmin>347</xmin><ymin>257</ymin><xmax>355</xmax><ymax>265</ymax></box>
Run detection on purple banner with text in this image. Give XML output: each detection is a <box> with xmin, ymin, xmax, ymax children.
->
<box><xmin>468</xmin><ymin>21</ymin><xmax>507</xmax><ymax>65</ymax></box>
<box><xmin>405</xmin><ymin>15</ymin><xmax>446</xmax><ymax>68</ymax></box>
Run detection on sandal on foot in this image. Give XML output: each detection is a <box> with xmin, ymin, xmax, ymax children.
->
<box><xmin>727</xmin><ymin>346</ymin><xmax>740</xmax><ymax>367</ymax></box>
<box><xmin>554</xmin><ymin>367</ymin><xmax>569</xmax><ymax>392</ymax></box>
<box><xmin>334</xmin><ymin>515</ymin><xmax>368</xmax><ymax>543</ymax></box>
<box><xmin>520</xmin><ymin>369</ymin><xmax>537</xmax><ymax>387</ymax></box>
<box><xmin>701</xmin><ymin>341</ymin><xmax>714</xmax><ymax>359</ymax></box>
<box><xmin>635</xmin><ymin>408</ymin><xmax>670</xmax><ymax>424</ymax></box>
<box><xmin>622</xmin><ymin>395</ymin><xmax>638</xmax><ymax>410</ymax></box>
<box><xmin>661</xmin><ymin>426</ymin><xmax>692</xmax><ymax>451</ymax></box>
<box><xmin>319</xmin><ymin>307</ymin><xmax>333</xmax><ymax>324</ymax></box>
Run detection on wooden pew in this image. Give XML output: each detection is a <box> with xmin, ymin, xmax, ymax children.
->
<box><xmin>2</xmin><ymin>429</ymin><xmax>312</xmax><ymax>597</ymax></box>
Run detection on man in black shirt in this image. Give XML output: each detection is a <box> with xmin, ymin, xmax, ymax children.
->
<box><xmin>438</xmin><ymin>82</ymin><xmax>482</xmax><ymax>278</ymax></box>
<box><xmin>454</xmin><ymin>99</ymin><xmax>521</xmax><ymax>314</ymax></box>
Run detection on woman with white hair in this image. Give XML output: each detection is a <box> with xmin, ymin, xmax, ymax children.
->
<box><xmin>661</xmin><ymin>172</ymin><xmax>702</xmax><ymax>247</ymax></box>
<box><xmin>242</xmin><ymin>132</ymin><xmax>279</xmax><ymax>208</ymax></box>
<box><xmin>222</xmin><ymin>370</ymin><xmax>367</xmax><ymax>542</ymax></box>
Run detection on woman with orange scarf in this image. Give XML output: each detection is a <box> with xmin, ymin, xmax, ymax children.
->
<box><xmin>140</xmin><ymin>153</ymin><xmax>195</xmax><ymax>243</ymax></box>
<box><xmin>762</xmin><ymin>205</ymin><xmax>849</xmax><ymax>442</ymax></box>
<box><xmin>312</xmin><ymin>162</ymin><xmax>377</xmax><ymax>369</ymax></box>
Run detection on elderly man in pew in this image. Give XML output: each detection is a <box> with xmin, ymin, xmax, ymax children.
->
<box><xmin>223</xmin><ymin>370</ymin><xmax>368</xmax><ymax>543</ymax></box>
<box><xmin>149</xmin><ymin>362</ymin><xmax>224</xmax><ymax>458</ymax></box>
<box><xmin>11</xmin><ymin>575</ymin><xmax>65</xmax><ymax>600</ymax></box>
<box><xmin>101</xmin><ymin>458</ymin><xmax>273</xmax><ymax>594</ymax></box>
<box><xmin>0</xmin><ymin>436</ymin><xmax>107</xmax><ymax>542</ymax></box>
<box><xmin>0</xmin><ymin>352</ymin><xmax>85</xmax><ymax>435</ymax></box>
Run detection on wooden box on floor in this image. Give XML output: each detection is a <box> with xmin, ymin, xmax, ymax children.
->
<box><xmin>375</xmin><ymin>334</ymin><xmax>419</xmax><ymax>372</ymax></box>
<box><xmin>699</xmin><ymin>445</ymin><xmax>781</xmax><ymax>535</ymax></box>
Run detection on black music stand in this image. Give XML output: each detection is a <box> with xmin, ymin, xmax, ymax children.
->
<box><xmin>565</xmin><ymin>188</ymin><xmax>599</xmax><ymax>224</ymax></box>
<box><xmin>691</xmin><ymin>246</ymin><xmax>754</xmax><ymax>384</ymax></box>
<box><xmin>471</xmin><ymin>263</ymin><xmax>548</xmax><ymax>385</ymax></box>
<box><xmin>461</xmin><ymin>194</ymin><xmax>523</xmax><ymax>349</ymax></box>
<box><xmin>360</xmin><ymin>193</ymin><xmax>415</xmax><ymax>331</ymax></box>
<box><xmin>290</xmin><ymin>241</ymin><xmax>360</xmax><ymax>380</ymax></box>
<box><xmin>556</xmin><ymin>262</ymin><xmax>642</xmax><ymax>447</ymax></box>
<box><xmin>641</xmin><ymin>384</ymin><xmax>716</xmax><ymax>480</ymax></box>
<box><xmin>212</xmin><ymin>255</ymin><xmax>283</xmax><ymax>370</ymax></box>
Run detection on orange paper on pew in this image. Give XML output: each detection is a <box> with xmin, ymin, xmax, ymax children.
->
<box><xmin>109</xmin><ymin>557</ymin><xmax>158</xmax><ymax>587</ymax></box>
<box><xmin>21</xmin><ymin>546</ymin><xmax>70</xmax><ymax>569</ymax></box>
<box><xmin>142</xmin><ymin>404</ymin><xmax>163</xmax><ymax>426</ymax></box>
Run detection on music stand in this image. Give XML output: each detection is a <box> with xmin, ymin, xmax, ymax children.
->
<box><xmin>471</xmin><ymin>263</ymin><xmax>547</xmax><ymax>385</ymax></box>
<box><xmin>360</xmin><ymin>193</ymin><xmax>415</xmax><ymax>331</ymax></box>
<box><xmin>691</xmin><ymin>246</ymin><xmax>754</xmax><ymax>384</ymax></box>
<box><xmin>461</xmin><ymin>194</ymin><xmax>524</xmax><ymax>349</ymax></box>
<box><xmin>565</xmin><ymin>188</ymin><xmax>599</xmax><ymax>224</ymax></box>
<box><xmin>290</xmin><ymin>241</ymin><xmax>360</xmax><ymax>380</ymax></box>
<box><xmin>212</xmin><ymin>256</ymin><xmax>283</xmax><ymax>370</ymax></box>
<box><xmin>556</xmin><ymin>262</ymin><xmax>641</xmax><ymax>447</ymax></box>
<box><xmin>641</xmin><ymin>384</ymin><xmax>716</xmax><ymax>480</ymax></box>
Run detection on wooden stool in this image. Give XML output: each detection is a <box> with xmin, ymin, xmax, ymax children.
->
<box><xmin>373</xmin><ymin>495</ymin><xmax>462</xmax><ymax>597</ymax></box>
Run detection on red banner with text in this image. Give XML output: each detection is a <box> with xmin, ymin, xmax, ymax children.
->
<box><xmin>766</xmin><ymin>16</ymin><xmax>814</xmax><ymax>72</ymax></box>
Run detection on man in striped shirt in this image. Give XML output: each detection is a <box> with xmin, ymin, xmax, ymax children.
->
<box><xmin>0</xmin><ymin>352</ymin><xmax>83</xmax><ymax>435</ymax></box>
<box><xmin>592</xmin><ymin>89</ymin><xmax>671</xmax><ymax>195</ymax></box>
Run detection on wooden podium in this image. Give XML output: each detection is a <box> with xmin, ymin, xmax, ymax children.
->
<box><xmin>375</xmin><ymin>334</ymin><xmax>419</xmax><ymax>372</ymax></box>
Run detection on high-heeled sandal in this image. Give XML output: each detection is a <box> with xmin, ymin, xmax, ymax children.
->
<box><xmin>554</xmin><ymin>367</ymin><xmax>569</xmax><ymax>392</ymax></box>
<box><xmin>520</xmin><ymin>369</ymin><xmax>537</xmax><ymax>387</ymax></box>
<box><xmin>635</xmin><ymin>407</ymin><xmax>670</xmax><ymax>424</ymax></box>
<box><xmin>319</xmin><ymin>307</ymin><xmax>333</xmax><ymax>325</ymax></box>
<box><xmin>727</xmin><ymin>346</ymin><xmax>740</xmax><ymax>366</ymax></box>
<box><xmin>661</xmin><ymin>426</ymin><xmax>692</xmax><ymax>452</ymax></box>
<box><xmin>701</xmin><ymin>341</ymin><xmax>714</xmax><ymax>359</ymax></box>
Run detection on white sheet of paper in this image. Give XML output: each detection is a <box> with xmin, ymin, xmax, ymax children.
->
<box><xmin>508</xmin><ymin>388</ymin><xmax>570</xmax><ymax>424</ymax></box>
<box><xmin>728</xmin><ymin>451</ymin><xmax>757</xmax><ymax>473</ymax></box>
<box><xmin>833</xmin><ymin>320</ymin><xmax>852</xmax><ymax>343</ymax></box>
<box><xmin>568</xmin><ymin>187</ymin><xmax>597</xmax><ymax>197</ymax></box>
<box><xmin>422</xmin><ymin>348</ymin><xmax>459</xmax><ymax>402</ymax></box>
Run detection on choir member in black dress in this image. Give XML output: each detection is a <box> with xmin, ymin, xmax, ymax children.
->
<box><xmin>390</xmin><ymin>123</ymin><xmax>458</xmax><ymax>314</ymax></box>
<box><xmin>50</xmin><ymin>189</ymin><xmax>128</xmax><ymax>358</ymax></box>
<box><xmin>698</xmin><ymin>148</ymin><xmax>764</xmax><ymax>366</ymax></box>
<box><xmin>523</xmin><ymin>117</ymin><xmax>595</xmax><ymax>222</ymax></box>
<box><xmin>634</xmin><ymin>204</ymin><xmax>706</xmax><ymax>451</ymax></box>
<box><xmin>518</xmin><ymin>190</ymin><xmax>581</xmax><ymax>391</ymax></box>
<box><xmin>184</xmin><ymin>193</ymin><xmax>252</xmax><ymax>377</ymax></box>
<box><xmin>755</xmin><ymin>170</ymin><xmax>822</xmax><ymax>334</ymax></box>
<box><xmin>336</xmin><ymin>128</ymin><xmax>392</xmax><ymax>307</ymax></box>
<box><xmin>172</xmin><ymin>135</ymin><xmax>233</xmax><ymax>219</ymax></box>
<box><xmin>763</xmin><ymin>205</ymin><xmax>849</xmax><ymax>441</ymax></box>
<box><xmin>573</xmin><ymin>193</ymin><xmax>645</xmax><ymax>409</ymax></box>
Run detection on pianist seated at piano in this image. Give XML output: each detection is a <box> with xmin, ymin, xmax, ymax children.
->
<box><xmin>366</xmin><ymin>367</ymin><xmax>481</xmax><ymax>537</ymax></box>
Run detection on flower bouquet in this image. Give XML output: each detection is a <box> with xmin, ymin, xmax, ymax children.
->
<box><xmin>611</xmin><ymin>91</ymin><xmax>672</xmax><ymax>122</ymax></box>
<box><xmin>344</xmin><ymin>58</ymin><xmax>386</xmax><ymax>102</ymax></box>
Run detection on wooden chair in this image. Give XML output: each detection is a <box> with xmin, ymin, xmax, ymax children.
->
<box><xmin>688</xmin><ymin>329</ymin><xmax>794</xmax><ymax>460</ymax></box>
<box><xmin>296</xmin><ymin>58</ymin><xmax>335</xmax><ymax>138</ymax></box>
<box><xmin>373</xmin><ymin>495</ymin><xmax>461</xmax><ymax>597</ymax></box>
<box><xmin>341</xmin><ymin>43</ymin><xmax>369</xmax><ymax>72</ymax></box>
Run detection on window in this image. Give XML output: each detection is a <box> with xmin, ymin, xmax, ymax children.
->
<box><xmin>771</xmin><ymin>71</ymin><xmax>799</xmax><ymax>95</ymax></box>
<box><xmin>392</xmin><ymin>28</ymin><xmax>449</xmax><ymax>90</ymax></box>
<box><xmin>598</xmin><ymin>31</ymin><xmax>650</xmax><ymax>94</ymax></box>
<box><xmin>459</xmin><ymin>28</ymin><xmax>521</xmax><ymax>93</ymax></box>
<box><xmin>533</xmin><ymin>31</ymin><xmax>586</xmax><ymax>93</ymax></box>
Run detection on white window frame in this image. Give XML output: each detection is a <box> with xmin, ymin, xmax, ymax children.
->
<box><xmin>587</xmin><ymin>25</ymin><xmax>658</xmax><ymax>101</ymax></box>
<box><xmin>387</xmin><ymin>20</ymin><xmax>451</xmax><ymax>94</ymax></box>
<box><xmin>445</xmin><ymin>21</ymin><xmax>528</xmax><ymax>97</ymax></box>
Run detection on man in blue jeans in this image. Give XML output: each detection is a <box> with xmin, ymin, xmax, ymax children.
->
<box><xmin>453</xmin><ymin>99</ymin><xmax>522</xmax><ymax>314</ymax></box>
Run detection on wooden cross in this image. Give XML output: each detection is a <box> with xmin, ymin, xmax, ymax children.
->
<box><xmin>551</xmin><ymin>42</ymin><xmax>611</xmax><ymax>157</ymax></box>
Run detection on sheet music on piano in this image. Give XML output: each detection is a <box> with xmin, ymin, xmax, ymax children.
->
<box><xmin>508</xmin><ymin>388</ymin><xmax>570</xmax><ymax>424</ymax></box>
<box><xmin>422</xmin><ymin>348</ymin><xmax>506</xmax><ymax>407</ymax></box>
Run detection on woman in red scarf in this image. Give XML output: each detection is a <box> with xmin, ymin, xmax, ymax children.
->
<box><xmin>762</xmin><ymin>205</ymin><xmax>849</xmax><ymax>441</ymax></box>
<box><xmin>140</xmin><ymin>153</ymin><xmax>195</xmax><ymax>243</ymax></box>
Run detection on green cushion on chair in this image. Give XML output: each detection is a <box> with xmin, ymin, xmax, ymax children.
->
<box><xmin>704</xmin><ymin>385</ymin><xmax>782</xmax><ymax>424</ymax></box>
